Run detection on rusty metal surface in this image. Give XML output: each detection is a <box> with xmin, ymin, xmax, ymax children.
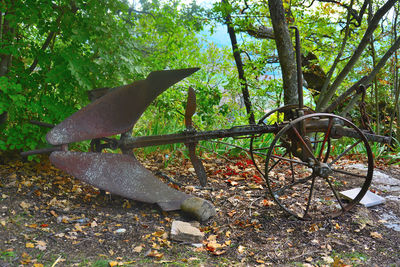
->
<box><xmin>185</xmin><ymin>87</ymin><xmax>196</xmax><ymax>129</ymax></box>
<box><xmin>187</xmin><ymin>142</ymin><xmax>208</xmax><ymax>187</ymax></box>
<box><xmin>121</xmin><ymin>124</ymin><xmax>280</xmax><ymax>149</ymax></box>
<box><xmin>184</xmin><ymin>87</ymin><xmax>208</xmax><ymax>186</ymax></box>
<box><xmin>46</xmin><ymin>68</ymin><xmax>199</xmax><ymax>145</ymax></box>
<box><xmin>49</xmin><ymin>151</ymin><xmax>192</xmax><ymax>211</ymax></box>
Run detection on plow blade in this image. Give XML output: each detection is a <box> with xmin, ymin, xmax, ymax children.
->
<box><xmin>49</xmin><ymin>151</ymin><xmax>192</xmax><ymax>211</ymax></box>
<box><xmin>46</xmin><ymin>68</ymin><xmax>200</xmax><ymax>145</ymax></box>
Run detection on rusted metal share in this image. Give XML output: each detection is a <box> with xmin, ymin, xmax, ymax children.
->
<box><xmin>22</xmin><ymin>29</ymin><xmax>391</xmax><ymax>220</ymax></box>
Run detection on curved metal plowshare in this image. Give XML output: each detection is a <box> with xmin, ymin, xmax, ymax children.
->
<box><xmin>24</xmin><ymin>68</ymin><xmax>216</xmax><ymax>221</ymax></box>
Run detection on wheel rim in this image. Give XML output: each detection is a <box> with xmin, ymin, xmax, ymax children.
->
<box><xmin>265</xmin><ymin>113</ymin><xmax>373</xmax><ymax>220</ymax></box>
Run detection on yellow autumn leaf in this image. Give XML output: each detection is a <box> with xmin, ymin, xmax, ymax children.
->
<box><xmin>74</xmin><ymin>223</ymin><xmax>83</xmax><ymax>232</ymax></box>
<box><xmin>33</xmin><ymin>264</ymin><xmax>44</xmax><ymax>267</ymax></box>
<box><xmin>109</xmin><ymin>261</ymin><xmax>119</xmax><ymax>267</ymax></box>
<box><xmin>370</xmin><ymin>231</ymin><xmax>383</xmax><ymax>239</ymax></box>
<box><xmin>26</xmin><ymin>242</ymin><xmax>35</xmax><ymax>248</ymax></box>
<box><xmin>237</xmin><ymin>245</ymin><xmax>246</xmax><ymax>253</ymax></box>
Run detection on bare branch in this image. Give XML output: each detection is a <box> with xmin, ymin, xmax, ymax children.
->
<box><xmin>325</xmin><ymin>35</ymin><xmax>400</xmax><ymax>113</ymax></box>
<box><xmin>316</xmin><ymin>0</ymin><xmax>398</xmax><ymax>111</ymax></box>
<box><xmin>365</xmin><ymin>35</ymin><xmax>400</xmax><ymax>85</ymax></box>
<box><xmin>28</xmin><ymin>31</ymin><xmax>56</xmax><ymax>73</ymax></box>
<box><xmin>319</xmin><ymin>0</ymin><xmax>353</xmax><ymax>98</ymax></box>
<box><xmin>317</xmin><ymin>0</ymin><xmax>370</xmax><ymax>26</ymax></box>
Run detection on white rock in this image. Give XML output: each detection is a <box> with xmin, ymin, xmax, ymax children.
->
<box><xmin>170</xmin><ymin>220</ymin><xmax>204</xmax><ymax>243</ymax></box>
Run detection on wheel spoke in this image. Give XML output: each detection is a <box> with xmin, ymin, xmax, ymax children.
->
<box><xmin>318</xmin><ymin>117</ymin><xmax>333</xmax><ymax>161</ymax></box>
<box><xmin>268</xmin><ymin>151</ymin><xmax>288</xmax><ymax>172</ymax></box>
<box><xmin>325</xmin><ymin>177</ymin><xmax>345</xmax><ymax>211</ymax></box>
<box><xmin>270</xmin><ymin>154</ymin><xmax>309</xmax><ymax>166</ymax></box>
<box><xmin>331</xmin><ymin>167</ymin><xmax>367</xmax><ymax>179</ymax></box>
<box><xmin>329</xmin><ymin>139</ymin><xmax>362</xmax><ymax>166</ymax></box>
<box><xmin>303</xmin><ymin>175</ymin><xmax>316</xmax><ymax>218</ymax></box>
<box><xmin>289</xmin><ymin>152</ymin><xmax>295</xmax><ymax>182</ymax></box>
<box><xmin>271</xmin><ymin>174</ymin><xmax>314</xmax><ymax>197</ymax></box>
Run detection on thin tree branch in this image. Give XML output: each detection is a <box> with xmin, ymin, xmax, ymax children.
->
<box><xmin>222</xmin><ymin>0</ymin><xmax>255</xmax><ymax>124</ymax></box>
<box><xmin>319</xmin><ymin>0</ymin><xmax>353</xmax><ymax>100</ymax></box>
<box><xmin>325</xmin><ymin>35</ymin><xmax>400</xmax><ymax>113</ymax></box>
<box><xmin>317</xmin><ymin>0</ymin><xmax>369</xmax><ymax>26</ymax></box>
<box><xmin>365</xmin><ymin>36</ymin><xmax>400</xmax><ymax>85</ymax></box>
<box><xmin>317</xmin><ymin>0</ymin><xmax>397</xmax><ymax>111</ymax></box>
<box><xmin>28</xmin><ymin>7</ymin><xmax>66</xmax><ymax>73</ymax></box>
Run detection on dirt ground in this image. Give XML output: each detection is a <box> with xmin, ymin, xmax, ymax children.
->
<box><xmin>0</xmin><ymin>150</ymin><xmax>399</xmax><ymax>266</ymax></box>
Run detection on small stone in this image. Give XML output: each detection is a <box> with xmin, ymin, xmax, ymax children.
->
<box><xmin>180</xmin><ymin>197</ymin><xmax>216</xmax><ymax>221</ymax></box>
<box><xmin>115</xmin><ymin>228</ymin><xmax>126</xmax><ymax>234</ymax></box>
<box><xmin>170</xmin><ymin>220</ymin><xmax>204</xmax><ymax>243</ymax></box>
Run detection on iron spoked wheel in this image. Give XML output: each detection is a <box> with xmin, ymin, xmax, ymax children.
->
<box><xmin>265</xmin><ymin>113</ymin><xmax>373</xmax><ymax>220</ymax></box>
<box><xmin>250</xmin><ymin>105</ymin><xmax>314</xmax><ymax>176</ymax></box>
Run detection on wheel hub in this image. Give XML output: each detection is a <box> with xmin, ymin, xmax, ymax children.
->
<box><xmin>313</xmin><ymin>162</ymin><xmax>332</xmax><ymax>178</ymax></box>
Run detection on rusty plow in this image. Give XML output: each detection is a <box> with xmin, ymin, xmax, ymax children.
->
<box><xmin>22</xmin><ymin>65</ymin><xmax>391</xmax><ymax>221</ymax></box>
<box><xmin>23</xmin><ymin>68</ymin><xmax>218</xmax><ymax>221</ymax></box>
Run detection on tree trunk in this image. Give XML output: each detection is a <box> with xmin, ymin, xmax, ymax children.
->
<box><xmin>268</xmin><ymin>0</ymin><xmax>298</xmax><ymax>105</ymax></box>
<box><xmin>222</xmin><ymin>0</ymin><xmax>255</xmax><ymax>124</ymax></box>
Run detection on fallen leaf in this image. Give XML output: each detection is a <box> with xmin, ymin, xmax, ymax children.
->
<box><xmin>74</xmin><ymin>223</ymin><xmax>83</xmax><ymax>232</ymax></box>
<box><xmin>237</xmin><ymin>245</ymin><xmax>246</xmax><ymax>253</ymax></box>
<box><xmin>21</xmin><ymin>252</ymin><xmax>31</xmax><ymax>264</ymax></box>
<box><xmin>322</xmin><ymin>256</ymin><xmax>334</xmax><ymax>263</ymax></box>
<box><xmin>50</xmin><ymin>210</ymin><xmax>58</xmax><ymax>217</ymax></box>
<box><xmin>36</xmin><ymin>240</ymin><xmax>47</xmax><ymax>251</ymax></box>
<box><xmin>225</xmin><ymin>231</ymin><xmax>231</xmax><ymax>238</ymax></box>
<box><xmin>262</xmin><ymin>199</ymin><xmax>275</xmax><ymax>206</ymax></box>
<box><xmin>1</xmin><ymin>220</ymin><xmax>6</xmax><ymax>227</ymax></box>
<box><xmin>26</xmin><ymin>242</ymin><xmax>35</xmax><ymax>248</ymax></box>
<box><xmin>133</xmin><ymin>245</ymin><xmax>143</xmax><ymax>253</ymax></box>
<box><xmin>20</xmin><ymin>201</ymin><xmax>31</xmax><ymax>209</ymax></box>
<box><xmin>33</xmin><ymin>264</ymin><xmax>44</xmax><ymax>267</ymax></box>
<box><xmin>146</xmin><ymin>250</ymin><xmax>164</xmax><ymax>260</ymax></box>
<box><xmin>370</xmin><ymin>231</ymin><xmax>382</xmax><ymax>239</ymax></box>
<box><xmin>305</xmin><ymin>256</ymin><xmax>313</xmax><ymax>262</ymax></box>
<box><xmin>226</xmin><ymin>179</ymin><xmax>239</xmax><ymax>186</ymax></box>
<box><xmin>212</xmin><ymin>250</ymin><xmax>226</xmax><ymax>256</ymax></box>
<box><xmin>109</xmin><ymin>261</ymin><xmax>119</xmax><ymax>267</ymax></box>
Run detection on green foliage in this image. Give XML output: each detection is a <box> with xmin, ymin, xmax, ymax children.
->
<box><xmin>0</xmin><ymin>0</ymin><xmax>209</xmax><ymax>152</ymax></box>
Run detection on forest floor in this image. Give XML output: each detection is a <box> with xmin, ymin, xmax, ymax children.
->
<box><xmin>0</xmin><ymin>150</ymin><xmax>399</xmax><ymax>267</ymax></box>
